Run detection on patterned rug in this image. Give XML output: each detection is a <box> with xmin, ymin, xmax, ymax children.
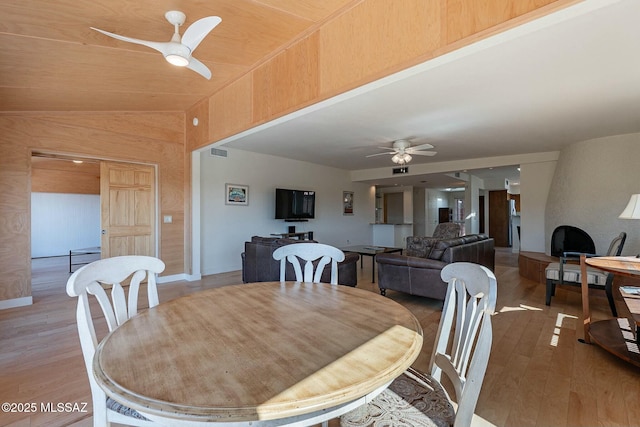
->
<box><xmin>340</xmin><ymin>368</ymin><xmax>455</xmax><ymax>427</ymax></box>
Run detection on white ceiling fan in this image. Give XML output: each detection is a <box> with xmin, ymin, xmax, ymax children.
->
<box><xmin>91</xmin><ymin>11</ymin><xmax>221</xmax><ymax>80</ymax></box>
<box><xmin>366</xmin><ymin>139</ymin><xmax>437</xmax><ymax>165</ymax></box>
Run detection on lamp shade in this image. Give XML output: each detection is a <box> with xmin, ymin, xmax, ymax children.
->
<box><xmin>619</xmin><ymin>194</ymin><xmax>640</xmax><ymax>219</ymax></box>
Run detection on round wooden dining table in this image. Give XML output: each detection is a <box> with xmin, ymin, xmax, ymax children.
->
<box><xmin>93</xmin><ymin>281</ymin><xmax>423</xmax><ymax>425</ymax></box>
<box><xmin>582</xmin><ymin>256</ymin><xmax>640</xmax><ymax>367</ymax></box>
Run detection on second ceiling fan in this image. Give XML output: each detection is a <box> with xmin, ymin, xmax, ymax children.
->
<box><xmin>366</xmin><ymin>139</ymin><xmax>437</xmax><ymax>165</ymax></box>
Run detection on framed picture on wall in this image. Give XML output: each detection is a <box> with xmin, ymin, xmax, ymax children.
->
<box><xmin>225</xmin><ymin>183</ymin><xmax>249</xmax><ymax>206</ymax></box>
<box><xmin>343</xmin><ymin>191</ymin><xmax>354</xmax><ymax>215</ymax></box>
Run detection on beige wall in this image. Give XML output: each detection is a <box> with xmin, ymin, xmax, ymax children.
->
<box><xmin>0</xmin><ymin>113</ymin><xmax>187</xmax><ymax>305</ymax></box>
<box><xmin>545</xmin><ymin>133</ymin><xmax>640</xmax><ymax>255</ymax></box>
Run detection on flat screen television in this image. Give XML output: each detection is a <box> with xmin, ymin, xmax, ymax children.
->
<box><xmin>275</xmin><ymin>188</ymin><xmax>315</xmax><ymax>220</ymax></box>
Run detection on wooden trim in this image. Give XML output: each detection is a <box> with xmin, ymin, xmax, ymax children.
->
<box><xmin>192</xmin><ymin>0</ymin><xmax>581</xmax><ymax>150</ymax></box>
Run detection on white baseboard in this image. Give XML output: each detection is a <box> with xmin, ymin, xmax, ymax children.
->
<box><xmin>157</xmin><ymin>273</ymin><xmax>202</xmax><ymax>284</ymax></box>
<box><xmin>157</xmin><ymin>273</ymin><xmax>187</xmax><ymax>284</ymax></box>
<box><xmin>0</xmin><ymin>296</ymin><xmax>33</xmax><ymax>310</ymax></box>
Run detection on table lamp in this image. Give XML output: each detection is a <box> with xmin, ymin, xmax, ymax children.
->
<box><xmin>619</xmin><ymin>194</ymin><xmax>640</xmax><ymax>257</ymax></box>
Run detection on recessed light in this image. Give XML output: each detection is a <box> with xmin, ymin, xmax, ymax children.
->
<box><xmin>72</xmin><ymin>160</ymin><xmax>83</xmax><ymax>164</ymax></box>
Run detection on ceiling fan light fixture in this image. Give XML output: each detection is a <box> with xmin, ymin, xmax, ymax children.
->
<box><xmin>164</xmin><ymin>43</ymin><xmax>191</xmax><ymax>66</ymax></box>
<box><xmin>392</xmin><ymin>153</ymin><xmax>412</xmax><ymax>165</ymax></box>
<box><xmin>165</xmin><ymin>54</ymin><xmax>189</xmax><ymax>66</ymax></box>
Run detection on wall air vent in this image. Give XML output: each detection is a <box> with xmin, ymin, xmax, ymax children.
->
<box><xmin>392</xmin><ymin>167</ymin><xmax>409</xmax><ymax>174</ymax></box>
<box><xmin>210</xmin><ymin>148</ymin><xmax>228</xmax><ymax>158</ymax></box>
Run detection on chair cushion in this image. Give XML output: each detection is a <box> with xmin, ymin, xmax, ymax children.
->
<box><xmin>545</xmin><ymin>263</ymin><xmax>579</xmax><ymax>282</ymax></box>
<box><xmin>584</xmin><ymin>267</ymin><xmax>609</xmax><ymax>286</ymax></box>
<box><xmin>545</xmin><ymin>263</ymin><xmax>609</xmax><ymax>286</ymax></box>
<box><xmin>340</xmin><ymin>368</ymin><xmax>454</xmax><ymax>427</ymax></box>
<box><xmin>106</xmin><ymin>397</ymin><xmax>149</xmax><ymax>420</ymax></box>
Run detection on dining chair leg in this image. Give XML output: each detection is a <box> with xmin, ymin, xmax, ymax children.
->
<box><xmin>605</xmin><ymin>282</ymin><xmax>618</xmax><ymax>317</ymax></box>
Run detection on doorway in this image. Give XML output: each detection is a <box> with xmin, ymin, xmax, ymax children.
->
<box><xmin>489</xmin><ymin>190</ymin><xmax>510</xmax><ymax>247</ymax></box>
<box><xmin>29</xmin><ymin>153</ymin><xmax>158</xmax><ymax>288</ymax></box>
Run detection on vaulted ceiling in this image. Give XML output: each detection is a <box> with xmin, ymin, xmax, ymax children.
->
<box><xmin>3</xmin><ymin>1</ymin><xmax>639</xmax><ymax>190</ymax></box>
<box><xmin>0</xmin><ymin>0</ymin><xmax>355</xmax><ymax>112</ymax></box>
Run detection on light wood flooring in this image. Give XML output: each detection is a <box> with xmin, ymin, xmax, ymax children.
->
<box><xmin>1</xmin><ymin>249</ymin><xmax>639</xmax><ymax>427</ymax></box>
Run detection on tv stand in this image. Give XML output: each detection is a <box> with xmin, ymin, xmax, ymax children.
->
<box><xmin>271</xmin><ymin>231</ymin><xmax>313</xmax><ymax>240</ymax></box>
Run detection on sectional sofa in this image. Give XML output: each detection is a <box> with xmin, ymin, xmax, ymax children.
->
<box><xmin>376</xmin><ymin>234</ymin><xmax>495</xmax><ymax>300</ymax></box>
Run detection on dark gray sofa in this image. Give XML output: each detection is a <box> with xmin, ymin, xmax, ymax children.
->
<box><xmin>376</xmin><ymin>234</ymin><xmax>495</xmax><ymax>300</ymax></box>
<box><xmin>241</xmin><ymin>236</ymin><xmax>360</xmax><ymax>286</ymax></box>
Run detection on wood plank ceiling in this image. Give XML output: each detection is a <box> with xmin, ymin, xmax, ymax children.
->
<box><xmin>0</xmin><ymin>0</ymin><xmax>356</xmax><ymax>112</ymax></box>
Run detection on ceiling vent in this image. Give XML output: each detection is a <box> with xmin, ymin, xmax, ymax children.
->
<box><xmin>392</xmin><ymin>166</ymin><xmax>409</xmax><ymax>174</ymax></box>
<box><xmin>210</xmin><ymin>148</ymin><xmax>228</xmax><ymax>158</ymax></box>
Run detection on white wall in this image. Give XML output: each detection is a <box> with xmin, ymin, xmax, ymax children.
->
<box><xmin>520</xmin><ymin>161</ymin><xmax>557</xmax><ymax>253</ymax></box>
<box><xmin>31</xmin><ymin>193</ymin><xmax>100</xmax><ymax>257</ymax></box>
<box><xmin>425</xmin><ymin>189</ymin><xmax>449</xmax><ymax>236</ymax></box>
<box><xmin>412</xmin><ymin>188</ymin><xmax>426</xmax><ymax>236</ymax></box>
<box><xmin>545</xmin><ymin>133</ymin><xmax>640</xmax><ymax>255</ymax></box>
<box><xmin>465</xmin><ymin>175</ymin><xmax>482</xmax><ymax>234</ymax></box>
<box><xmin>385</xmin><ymin>193</ymin><xmax>404</xmax><ymax>224</ymax></box>
<box><xmin>377</xmin><ymin>186</ymin><xmax>414</xmax><ymax>225</ymax></box>
<box><xmin>200</xmin><ymin>148</ymin><xmax>375</xmax><ymax>275</ymax></box>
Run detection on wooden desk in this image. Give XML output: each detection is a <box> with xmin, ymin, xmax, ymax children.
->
<box><xmin>583</xmin><ymin>256</ymin><xmax>640</xmax><ymax>367</ymax></box>
<box><xmin>93</xmin><ymin>281</ymin><xmax>423</xmax><ymax>425</ymax></box>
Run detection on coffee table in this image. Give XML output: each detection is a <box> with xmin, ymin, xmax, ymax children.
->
<box><xmin>341</xmin><ymin>245</ymin><xmax>403</xmax><ymax>282</ymax></box>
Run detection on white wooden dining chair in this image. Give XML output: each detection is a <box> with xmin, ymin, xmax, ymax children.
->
<box><xmin>340</xmin><ymin>262</ymin><xmax>497</xmax><ymax>427</ymax></box>
<box><xmin>272</xmin><ymin>243</ymin><xmax>345</xmax><ymax>284</ymax></box>
<box><xmin>66</xmin><ymin>255</ymin><xmax>165</xmax><ymax>427</ymax></box>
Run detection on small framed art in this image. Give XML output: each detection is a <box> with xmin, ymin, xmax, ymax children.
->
<box><xmin>225</xmin><ymin>183</ymin><xmax>249</xmax><ymax>206</ymax></box>
<box><xmin>343</xmin><ymin>191</ymin><xmax>354</xmax><ymax>215</ymax></box>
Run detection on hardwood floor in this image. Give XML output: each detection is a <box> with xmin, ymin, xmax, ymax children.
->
<box><xmin>1</xmin><ymin>249</ymin><xmax>639</xmax><ymax>427</ymax></box>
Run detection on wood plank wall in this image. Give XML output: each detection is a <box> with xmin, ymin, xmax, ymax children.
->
<box><xmin>187</xmin><ymin>0</ymin><xmax>578</xmax><ymax>151</ymax></box>
<box><xmin>31</xmin><ymin>158</ymin><xmax>100</xmax><ymax>194</ymax></box>
<box><xmin>0</xmin><ymin>113</ymin><xmax>186</xmax><ymax>304</ymax></box>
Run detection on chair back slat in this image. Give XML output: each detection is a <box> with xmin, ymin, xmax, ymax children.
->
<box><xmin>66</xmin><ymin>255</ymin><xmax>165</xmax><ymax>426</ymax></box>
<box><xmin>606</xmin><ymin>232</ymin><xmax>627</xmax><ymax>256</ymax></box>
<box><xmin>273</xmin><ymin>243</ymin><xmax>345</xmax><ymax>284</ymax></box>
<box><xmin>431</xmin><ymin>262</ymin><xmax>497</xmax><ymax>427</ymax></box>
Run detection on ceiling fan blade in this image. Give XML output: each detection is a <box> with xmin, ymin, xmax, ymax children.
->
<box><xmin>410</xmin><ymin>151</ymin><xmax>438</xmax><ymax>156</ymax></box>
<box><xmin>407</xmin><ymin>143</ymin><xmax>434</xmax><ymax>151</ymax></box>
<box><xmin>91</xmin><ymin>27</ymin><xmax>170</xmax><ymax>55</ymax></box>
<box><xmin>187</xmin><ymin>57</ymin><xmax>212</xmax><ymax>80</ymax></box>
<box><xmin>365</xmin><ymin>152</ymin><xmax>394</xmax><ymax>158</ymax></box>
<box><xmin>182</xmin><ymin>16</ymin><xmax>222</xmax><ymax>52</ymax></box>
